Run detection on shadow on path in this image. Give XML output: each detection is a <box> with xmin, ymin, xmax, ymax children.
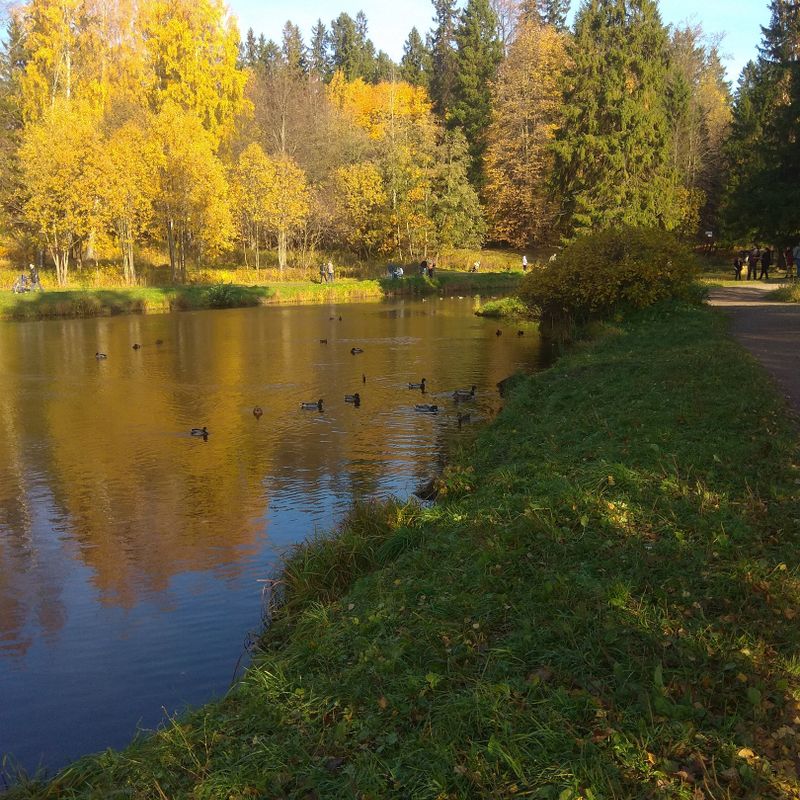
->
<box><xmin>708</xmin><ymin>284</ymin><xmax>800</xmax><ymax>417</ymax></box>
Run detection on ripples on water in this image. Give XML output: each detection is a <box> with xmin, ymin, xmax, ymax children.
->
<box><xmin>0</xmin><ymin>297</ymin><xmax>548</xmax><ymax>775</ymax></box>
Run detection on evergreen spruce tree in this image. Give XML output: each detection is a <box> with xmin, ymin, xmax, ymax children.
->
<box><xmin>0</xmin><ymin>15</ymin><xmax>26</xmax><ymax>234</ymax></box>
<box><xmin>243</xmin><ymin>28</ymin><xmax>258</xmax><ymax>67</ymax></box>
<box><xmin>309</xmin><ymin>19</ymin><xmax>331</xmax><ymax>82</ymax></box>
<box><xmin>554</xmin><ymin>0</ymin><xmax>682</xmax><ymax>236</ymax></box>
<box><xmin>281</xmin><ymin>22</ymin><xmax>306</xmax><ymax>75</ymax></box>
<box><xmin>521</xmin><ymin>0</ymin><xmax>570</xmax><ymax>31</ymax></box>
<box><xmin>429</xmin><ymin>0</ymin><xmax>459</xmax><ymax>118</ymax></box>
<box><xmin>449</xmin><ymin>0</ymin><xmax>503</xmax><ymax>186</ymax></box>
<box><xmin>330</xmin><ymin>12</ymin><xmax>378</xmax><ymax>82</ymax></box>
<box><xmin>401</xmin><ymin>27</ymin><xmax>432</xmax><ymax>88</ymax></box>
<box><xmin>722</xmin><ymin>1</ymin><xmax>799</xmax><ymax>243</ymax></box>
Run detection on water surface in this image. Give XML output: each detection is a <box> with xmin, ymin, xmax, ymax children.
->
<box><xmin>0</xmin><ymin>297</ymin><xmax>548</xmax><ymax>775</ymax></box>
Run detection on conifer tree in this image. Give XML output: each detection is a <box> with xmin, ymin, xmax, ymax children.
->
<box><xmin>449</xmin><ymin>0</ymin><xmax>503</xmax><ymax>186</ymax></box>
<box><xmin>722</xmin><ymin>0</ymin><xmax>799</xmax><ymax>243</ymax></box>
<box><xmin>309</xmin><ymin>19</ymin><xmax>331</xmax><ymax>82</ymax></box>
<box><xmin>401</xmin><ymin>27</ymin><xmax>431</xmax><ymax>88</ymax></box>
<box><xmin>243</xmin><ymin>28</ymin><xmax>258</xmax><ymax>67</ymax></box>
<box><xmin>554</xmin><ymin>0</ymin><xmax>682</xmax><ymax>236</ymax></box>
<box><xmin>429</xmin><ymin>0</ymin><xmax>458</xmax><ymax>118</ymax></box>
<box><xmin>525</xmin><ymin>0</ymin><xmax>570</xmax><ymax>30</ymax></box>
<box><xmin>281</xmin><ymin>21</ymin><xmax>306</xmax><ymax>74</ymax></box>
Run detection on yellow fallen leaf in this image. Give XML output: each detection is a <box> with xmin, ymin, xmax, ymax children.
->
<box><xmin>737</xmin><ymin>747</ymin><xmax>755</xmax><ymax>759</ymax></box>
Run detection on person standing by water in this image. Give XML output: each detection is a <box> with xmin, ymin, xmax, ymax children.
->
<box><xmin>327</xmin><ymin>260</ymin><xmax>335</xmax><ymax>283</ymax></box>
<box><xmin>28</xmin><ymin>263</ymin><xmax>43</xmax><ymax>291</ymax></box>
<box><xmin>319</xmin><ymin>262</ymin><xmax>327</xmax><ymax>284</ymax></box>
<box><xmin>759</xmin><ymin>247</ymin><xmax>772</xmax><ymax>281</ymax></box>
<box><xmin>747</xmin><ymin>248</ymin><xmax>759</xmax><ymax>280</ymax></box>
<box><xmin>522</xmin><ymin>255</ymin><xmax>528</xmax><ymax>272</ymax></box>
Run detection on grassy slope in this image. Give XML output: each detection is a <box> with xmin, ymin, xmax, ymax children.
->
<box><xmin>767</xmin><ymin>284</ymin><xmax>800</xmax><ymax>302</ymax></box>
<box><xmin>8</xmin><ymin>301</ymin><xmax>800</xmax><ymax>799</ymax></box>
<box><xmin>0</xmin><ymin>273</ymin><xmax>522</xmax><ymax>321</ymax></box>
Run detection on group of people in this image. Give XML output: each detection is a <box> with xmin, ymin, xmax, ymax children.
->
<box><xmin>419</xmin><ymin>259</ymin><xmax>436</xmax><ymax>278</ymax></box>
<box><xmin>11</xmin><ymin>264</ymin><xmax>43</xmax><ymax>293</ymax></box>
<box><xmin>318</xmin><ymin>261</ymin><xmax>335</xmax><ymax>283</ymax></box>
<box><xmin>734</xmin><ymin>245</ymin><xmax>799</xmax><ymax>281</ymax></box>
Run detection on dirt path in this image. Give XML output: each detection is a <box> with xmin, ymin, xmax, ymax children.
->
<box><xmin>708</xmin><ymin>283</ymin><xmax>800</xmax><ymax>416</ymax></box>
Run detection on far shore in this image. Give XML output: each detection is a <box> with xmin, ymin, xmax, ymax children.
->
<box><xmin>0</xmin><ymin>271</ymin><xmax>524</xmax><ymax>322</ymax></box>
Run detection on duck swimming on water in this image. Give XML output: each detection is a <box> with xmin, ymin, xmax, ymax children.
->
<box><xmin>408</xmin><ymin>378</ymin><xmax>427</xmax><ymax>391</ymax></box>
<box><xmin>453</xmin><ymin>385</ymin><xmax>476</xmax><ymax>401</ymax></box>
<box><xmin>350</xmin><ymin>347</ymin><xmax>364</xmax><ymax>355</ymax></box>
<box><xmin>344</xmin><ymin>393</ymin><xmax>361</xmax><ymax>406</ymax></box>
<box><xmin>253</xmin><ymin>406</ymin><xmax>263</xmax><ymax>419</ymax></box>
<box><xmin>95</xmin><ymin>352</ymin><xmax>107</xmax><ymax>359</ymax></box>
<box><xmin>301</xmin><ymin>399</ymin><xmax>324</xmax><ymax>411</ymax></box>
<box><xmin>190</xmin><ymin>427</ymin><xmax>208</xmax><ymax>437</ymax></box>
<box><xmin>132</xmin><ymin>343</ymin><xmax>142</xmax><ymax>350</ymax></box>
<box><xmin>414</xmin><ymin>403</ymin><xmax>438</xmax><ymax>413</ymax></box>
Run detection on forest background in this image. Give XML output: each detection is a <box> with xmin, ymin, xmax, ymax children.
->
<box><xmin>0</xmin><ymin>0</ymin><xmax>796</xmax><ymax>288</ymax></box>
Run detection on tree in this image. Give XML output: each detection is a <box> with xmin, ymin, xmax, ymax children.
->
<box><xmin>281</xmin><ymin>21</ymin><xmax>306</xmax><ymax>75</ymax></box>
<box><xmin>332</xmin><ymin>162</ymin><xmax>388</xmax><ymax>257</ymax></box>
<box><xmin>20</xmin><ymin>99</ymin><xmax>102</xmax><ymax>284</ymax></box>
<box><xmin>153</xmin><ymin>103</ymin><xmax>234</xmax><ymax>281</ymax></box>
<box><xmin>483</xmin><ymin>19</ymin><xmax>568</xmax><ymax>245</ymax></box>
<box><xmin>554</xmin><ymin>0</ymin><xmax>683</xmax><ymax>237</ymax></box>
<box><xmin>139</xmin><ymin>0</ymin><xmax>246</xmax><ymax>146</ymax></box>
<box><xmin>449</xmin><ymin>0</ymin><xmax>503</xmax><ymax>186</ymax></box>
<box><xmin>722</xmin><ymin>0</ymin><xmax>799</xmax><ymax>244</ymax></box>
<box><xmin>401</xmin><ymin>27</ymin><xmax>431</xmax><ymax>88</ymax></box>
<box><xmin>330</xmin><ymin>12</ymin><xmax>377</xmax><ymax>82</ymax></box>
<box><xmin>429</xmin><ymin>0</ymin><xmax>458</xmax><ymax>118</ymax></box>
<box><xmin>431</xmin><ymin>128</ymin><xmax>485</xmax><ymax>251</ymax></box>
<box><xmin>521</xmin><ymin>0</ymin><xmax>570</xmax><ymax>30</ymax></box>
<box><xmin>95</xmin><ymin>115</ymin><xmax>161</xmax><ymax>283</ymax></box>
<box><xmin>309</xmin><ymin>19</ymin><xmax>331</xmax><ymax>81</ymax></box>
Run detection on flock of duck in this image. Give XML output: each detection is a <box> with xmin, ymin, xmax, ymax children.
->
<box><xmin>94</xmin><ymin>317</ymin><xmax>511</xmax><ymax>441</ymax></box>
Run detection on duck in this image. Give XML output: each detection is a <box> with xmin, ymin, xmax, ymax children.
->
<box><xmin>362</xmin><ymin>373</ymin><xmax>367</xmax><ymax>384</ymax></box>
<box><xmin>457</xmin><ymin>412</ymin><xmax>471</xmax><ymax>427</ymax></box>
<box><xmin>408</xmin><ymin>378</ymin><xmax>427</xmax><ymax>391</ymax></box>
<box><xmin>320</xmin><ymin>338</ymin><xmax>328</xmax><ymax>344</ymax></box>
<box><xmin>95</xmin><ymin>352</ymin><xmax>107</xmax><ymax>359</ymax></box>
<box><xmin>517</xmin><ymin>330</ymin><xmax>524</xmax><ymax>337</ymax></box>
<box><xmin>350</xmin><ymin>347</ymin><xmax>364</xmax><ymax>355</ymax></box>
<box><xmin>301</xmin><ymin>399</ymin><xmax>324</xmax><ymax>411</ymax></box>
<box><xmin>253</xmin><ymin>406</ymin><xmax>263</xmax><ymax>419</ymax></box>
<box><xmin>132</xmin><ymin>343</ymin><xmax>142</xmax><ymax>350</ymax></box>
<box><xmin>414</xmin><ymin>403</ymin><xmax>439</xmax><ymax>413</ymax></box>
<box><xmin>190</xmin><ymin>427</ymin><xmax>208</xmax><ymax>437</ymax></box>
<box><xmin>344</xmin><ymin>393</ymin><xmax>361</xmax><ymax>406</ymax></box>
<box><xmin>495</xmin><ymin>329</ymin><xmax>502</xmax><ymax>337</ymax></box>
<box><xmin>453</xmin><ymin>385</ymin><xmax>476</xmax><ymax>401</ymax></box>
<box><xmin>155</xmin><ymin>339</ymin><xmax>164</xmax><ymax>345</ymax></box>
<box><xmin>338</xmin><ymin>316</ymin><xmax>343</xmax><ymax>321</ymax></box>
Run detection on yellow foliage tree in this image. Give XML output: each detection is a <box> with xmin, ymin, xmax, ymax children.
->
<box><xmin>154</xmin><ymin>103</ymin><xmax>234</xmax><ymax>282</ymax></box>
<box><xmin>94</xmin><ymin>116</ymin><xmax>162</xmax><ymax>283</ymax></box>
<box><xmin>139</xmin><ymin>0</ymin><xmax>247</xmax><ymax>147</ymax></box>
<box><xmin>332</xmin><ymin>162</ymin><xmax>388</xmax><ymax>257</ymax></box>
<box><xmin>483</xmin><ymin>20</ymin><xmax>569</xmax><ymax>246</ymax></box>
<box><xmin>19</xmin><ymin>99</ymin><xmax>102</xmax><ymax>285</ymax></box>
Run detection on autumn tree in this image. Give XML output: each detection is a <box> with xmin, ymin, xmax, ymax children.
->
<box><xmin>332</xmin><ymin>162</ymin><xmax>388</xmax><ymax>257</ymax></box>
<box><xmin>154</xmin><ymin>103</ymin><xmax>233</xmax><ymax>281</ymax></box>
<box><xmin>483</xmin><ymin>19</ymin><xmax>568</xmax><ymax>245</ymax></box>
<box><xmin>20</xmin><ymin>99</ymin><xmax>101</xmax><ymax>284</ymax></box>
<box><xmin>95</xmin><ymin>114</ymin><xmax>161</xmax><ymax>283</ymax></box>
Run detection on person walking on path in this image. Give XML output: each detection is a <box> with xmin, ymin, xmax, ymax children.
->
<box><xmin>733</xmin><ymin>256</ymin><xmax>743</xmax><ymax>280</ymax></box>
<box><xmin>794</xmin><ymin>243</ymin><xmax>800</xmax><ymax>278</ymax></box>
<box><xmin>759</xmin><ymin>247</ymin><xmax>772</xmax><ymax>281</ymax></box>
<box><xmin>327</xmin><ymin>260</ymin><xmax>335</xmax><ymax>283</ymax></box>
<box><xmin>522</xmin><ymin>255</ymin><xmax>528</xmax><ymax>272</ymax></box>
<box><xmin>747</xmin><ymin>248</ymin><xmax>759</xmax><ymax>280</ymax></box>
<box><xmin>785</xmin><ymin>246</ymin><xmax>795</xmax><ymax>279</ymax></box>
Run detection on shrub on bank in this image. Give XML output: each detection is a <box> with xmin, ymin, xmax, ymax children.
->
<box><xmin>519</xmin><ymin>227</ymin><xmax>699</xmax><ymax>337</ymax></box>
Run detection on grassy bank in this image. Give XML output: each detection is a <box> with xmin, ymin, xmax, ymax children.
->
<box><xmin>767</xmin><ymin>283</ymin><xmax>800</xmax><ymax>302</ymax></box>
<box><xmin>474</xmin><ymin>296</ymin><xmax>530</xmax><ymax>319</ymax></box>
<box><xmin>8</xmin><ymin>300</ymin><xmax>800</xmax><ymax>799</ymax></box>
<box><xmin>0</xmin><ymin>272</ymin><xmax>522</xmax><ymax>321</ymax></box>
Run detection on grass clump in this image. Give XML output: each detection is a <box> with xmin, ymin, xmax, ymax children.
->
<box><xmin>519</xmin><ymin>227</ymin><xmax>700</xmax><ymax>338</ymax></box>
<box><xmin>6</xmin><ymin>300</ymin><xmax>800</xmax><ymax>799</ymax></box>
<box><xmin>474</xmin><ymin>296</ymin><xmax>529</xmax><ymax>319</ymax></box>
<box><xmin>767</xmin><ymin>283</ymin><xmax>800</xmax><ymax>302</ymax></box>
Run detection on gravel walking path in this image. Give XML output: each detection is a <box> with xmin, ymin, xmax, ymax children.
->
<box><xmin>708</xmin><ymin>283</ymin><xmax>800</xmax><ymax>417</ymax></box>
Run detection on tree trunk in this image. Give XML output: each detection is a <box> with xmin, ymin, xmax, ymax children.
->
<box><xmin>166</xmin><ymin>217</ymin><xmax>177</xmax><ymax>282</ymax></box>
<box><xmin>255</xmin><ymin>222</ymin><xmax>260</xmax><ymax>274</ymax></box>
<box><xmin>278</xmin><ymin>227</ymin><xmax>287</xmax><ymax>272</ymax></box>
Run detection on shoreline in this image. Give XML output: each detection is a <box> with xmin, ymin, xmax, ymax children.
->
<box><xmin>0</xmin><ymin>272</ymin><xmax>523</xmax><ymax>322</ymax></box>
<box><xmin>7</xmin><ymin>298</ymin><xmax>800</xmax><ymax>798</ymax></box>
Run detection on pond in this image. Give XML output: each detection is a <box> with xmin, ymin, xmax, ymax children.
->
<box><xmin>0</xmin><ymin>297</ymin><xmax>549</xmax><ymax>777</ymax></box>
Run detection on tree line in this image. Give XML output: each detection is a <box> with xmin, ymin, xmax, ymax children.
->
<box><xmin>0</xmin><ymin>0</ymin><xmax>796</xmax><ymax>286</ymax></box>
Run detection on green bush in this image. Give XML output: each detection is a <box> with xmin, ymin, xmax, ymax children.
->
<box><xmin>519</xmin><ymin>227</ymin><xmax>699</xmax><ymax>338</ymax></box>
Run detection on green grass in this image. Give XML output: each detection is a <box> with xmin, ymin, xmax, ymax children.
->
<box><xmin>474</xmin><ymin>296</ymin><xmax>530</xmax><ymax>319</ymax></box>
<box><xmin>6</xmin><ymin>300</ymin><xmax>800</xmax><ymax>799</ymax></box>
<box><xmin>767</xmin><ymin>283</ymin><xmax>800</xmax><ymax>302</ymax></box>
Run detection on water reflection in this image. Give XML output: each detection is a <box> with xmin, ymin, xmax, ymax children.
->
<box><xmin>0</xmin><ymin>298</ymin><xmax>548</xmax><ymax>775</ymax></box>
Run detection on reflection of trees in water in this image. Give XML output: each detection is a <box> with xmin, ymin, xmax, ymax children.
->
<box><xmin>0</xmin><ymin>301</ymin><xmax>544</xmax><ymax>651</ymax></box>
